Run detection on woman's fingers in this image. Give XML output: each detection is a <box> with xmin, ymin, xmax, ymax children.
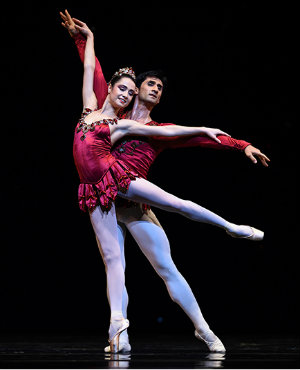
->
<box><xmin>74</xmin><ymin>24</ymin><xmax>84</xmax><ymax>31</ymax></box>
<box><xmin>72</xmin><ymin>17</ymin><xmax>85</xmax><ymax>26</ymax></box>
<box><xmin>217</xmin><ymin>130</ymin><xmax>231</xmax><ymax>137</ymax></box>
<box><xmin>208</xmin><ymin>132</ymin><xmax>221</xmax><ymax>143</ymax></box>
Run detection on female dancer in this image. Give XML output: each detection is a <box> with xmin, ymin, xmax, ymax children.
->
<box><xmin>73</xmin><ymin>22</ymin><xmax>263</xmax><ymax>353</ymax></box>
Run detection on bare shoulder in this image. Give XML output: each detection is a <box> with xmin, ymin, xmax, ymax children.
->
<box><xmin>117</xmin><ymin>119</ymin><xmax>137</xmax><ymax>129</ymax></box>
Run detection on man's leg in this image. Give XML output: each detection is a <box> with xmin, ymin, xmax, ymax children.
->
<box><xmin>117</xmin><ymin>205</ymin><xmax>219</xmax><ymax>343</ymax></box>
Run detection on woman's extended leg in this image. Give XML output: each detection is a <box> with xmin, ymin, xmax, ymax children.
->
<box><xmin>119</xmin><ymin>178</ymin><xmax>258</xmax><ymax>238</ymax></box>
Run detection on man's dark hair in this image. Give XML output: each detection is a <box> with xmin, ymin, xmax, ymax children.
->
<box><xmin>135</xmin><ymin>70</ymin><xmax>167</xmax><ymax>90</ymax></box>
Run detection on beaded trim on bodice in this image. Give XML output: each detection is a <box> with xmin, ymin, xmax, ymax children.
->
<box><xmin>77</xmin><ymin>108</ymin><xmax>119</xmax><ymax>141</ymax></box>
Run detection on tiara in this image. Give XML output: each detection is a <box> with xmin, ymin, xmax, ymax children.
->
<box><xmin>111</xmin><ymin>67</ymin><xmax>136</xmax><ymax>81</ymax></box>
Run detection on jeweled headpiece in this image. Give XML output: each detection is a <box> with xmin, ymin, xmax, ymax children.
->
<box><xmin>111</xmin><ymin>67</ymin><xmax>136</xmax><ymax>82</ymax></box>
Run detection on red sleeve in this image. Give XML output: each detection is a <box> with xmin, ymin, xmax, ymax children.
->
<box><xmin>152</xmin><ymin>123</ymin><xmax>251</xmax><ymax>151</ymax></box>
<box><xmin>73</xmin><ymin>33</ymin><xmax>108</xmax><ymax>108</ymax></box>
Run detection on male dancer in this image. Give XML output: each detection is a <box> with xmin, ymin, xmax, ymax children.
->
<box><xmin>60</xmin><ymin>10</ymin><xmax>270</xmax><ymax>353</ymax></box>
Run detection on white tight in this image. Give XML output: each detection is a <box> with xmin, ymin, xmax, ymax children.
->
<box><xmin>115</xmin><ymin>206</ymin><xmax>212</xmax><ymax>335</ymax></box>
<box><xmin>89</xmin><ymin>204</ymin><xmax>125</xmax><ymax>313</ymax></box>
<box><xmin>121</xmin><ymin>178</ymin><xmax>230</xmax><ymax>229</ymax></box>
<box><xmin>90</xmin><ymin>177</ymin><xmax>241</xmax><ymax>337</ymax></box>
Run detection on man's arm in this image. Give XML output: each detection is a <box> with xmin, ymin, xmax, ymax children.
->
<box><xmin>60</xmin><ymin>10</ymin><xmax>108</xmax><ymax>108</ymax></box>
<box><xmin>153</xmin><ymin>123</ymin><xmax>270</xmax><ymax>167</ymax></box>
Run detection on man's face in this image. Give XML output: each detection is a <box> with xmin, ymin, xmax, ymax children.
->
<box><xmin>138</xmin><ymin>77</ymin><xmax>163</xmax><ymax>106</ymax></box>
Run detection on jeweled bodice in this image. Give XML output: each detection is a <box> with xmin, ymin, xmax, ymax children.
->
<box><xmin>73</xmin><ymin>108</ymin><xmax>118</xmax><ymax>184</ymax></box>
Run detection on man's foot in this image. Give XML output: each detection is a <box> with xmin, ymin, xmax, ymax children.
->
<box><xmin>195</xmin><ymin>330</ymin><xmax>226</xmax><ymax>352</ymax></box>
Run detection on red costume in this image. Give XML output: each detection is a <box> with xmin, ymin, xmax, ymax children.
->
<box><xmin>74</xmin><ymin>34</ymin><xmax>250</xmax><ymax>179</ymax></box>
<box><xmin>73</xmin><ymin>108</ymin><xmax>137</xmax><ymax>212</ymax></box>
<box><xmin>73</xmin><ymin>34</ymin><xmax>251</xmax><ymax>211</ymax></box>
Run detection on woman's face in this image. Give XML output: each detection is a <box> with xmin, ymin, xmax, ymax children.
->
<box><xmin>109</xmin><ymin>77</ymin><xmax>137</xmax><ymax>109</ymax></box>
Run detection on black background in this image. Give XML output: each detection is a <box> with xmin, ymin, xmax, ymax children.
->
<box><xmin>1</xmin><ymin>2</ymin><xmax>297</xmax><ymax>338</ymax></box>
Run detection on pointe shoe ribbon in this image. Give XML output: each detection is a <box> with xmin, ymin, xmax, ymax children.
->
<box><xmin>226</xmin><ymin>226</ymin><xmax>264</xmax><ymax>241</ymax></box>
<box><xmin>104</xmin><ymin>341</ymin><xmax>131</xmax><ymax>353</ymax></box>
<box><xmin>195</xmin><ymin>330</ymin><xmax>226</xmax><ymax>352</ymax></box>
<box><xmin>108</xmin><ymin>319</ymin><xmax>130</xmax><ymax>353</ymax></box>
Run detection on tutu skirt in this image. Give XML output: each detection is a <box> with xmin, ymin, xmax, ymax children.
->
<box><xmin>78</xmin><ymin>160</ymin><xmax>137</xmax><ymax>213</ymax></box>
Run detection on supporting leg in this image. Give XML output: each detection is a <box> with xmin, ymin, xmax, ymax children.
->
<box><xmin>89</xmin><ymin>204</ymin><xmax>129</xmax><ymax>352</ymax></box>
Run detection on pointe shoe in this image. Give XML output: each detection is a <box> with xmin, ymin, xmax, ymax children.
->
<box><xmin>108</xmin><ymin>319</ymin><xmax>130</xmax><ymax>353</ymax></box>
<box><xmin>104</xmin><ymin>341</ymin><xmax>131</xmax><ymax>353</ymax></box>
<box><xmin>226</xmin><ymin>226</ymin><xmax>264</xmax><ymax>241</ymax></box>
<box><xmin>195</xmin><ymin>330</ymin><xmax>226</xmax><ymax>352</ymax></box>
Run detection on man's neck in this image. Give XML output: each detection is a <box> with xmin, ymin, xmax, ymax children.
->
<box><xmin>127</xmin><ymin>98</ymin><xmax>154</xmax><ymax>124</ymax></box>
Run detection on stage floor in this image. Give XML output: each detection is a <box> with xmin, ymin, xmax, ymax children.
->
<box><xmin>0</xmin><ymin>333</ymin><xmax>299</xmax><ymax>368</ymax></box>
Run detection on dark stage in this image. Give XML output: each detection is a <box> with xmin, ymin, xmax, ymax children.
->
<box><xmin>0</xmin><ymin>333</ymin><xmax>299</xmax><ymax>368</ymax></box>
<box><xmin>1</xmin><ymin>1</ymin><xmax>298</xmax><ymax>369</ymax></box>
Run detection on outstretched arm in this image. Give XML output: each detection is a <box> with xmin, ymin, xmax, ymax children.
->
<box><xmin>127</xmin><ymin>121</ymin><xmax>228</xmax><ymax>140</ymax></box>
<box><xmin>111</xmin><ymin>119</ymin><xmax>229</xmax><ymax>145</ymax></box>
<box><xmin>155</xmin><ymin>123</ymin><xmax>270</xmax><ymax>167</ymax></box>
<box><xmin>60</xmin><ymin>10</ymin><xmax>108</xmax><ymax>107</ymax></box>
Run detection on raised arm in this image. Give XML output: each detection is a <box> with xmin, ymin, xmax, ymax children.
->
<box><xmin>73</xmin><ymin>21</ymin><xmax>97</xmax><ymax>109</ymax></box>
<box><xmin>60</xmin><ymin>10</ymin><xmax>108</xmax><ymax>108</ymax></box>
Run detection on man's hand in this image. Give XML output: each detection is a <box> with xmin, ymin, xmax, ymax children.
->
<box><xmin>60</xmin><ymin>9</ymin><xmax>79</xmax><ymax>37</ymax></box>
<box><xmin>60</xmin><ymin>10</ymin><xmax>93</xmax><ymax>39</ymax></box>
<box><xmin>244</xmin><ymin>145</ymin><xmax>270</xmax><ymax>167</ymax></box>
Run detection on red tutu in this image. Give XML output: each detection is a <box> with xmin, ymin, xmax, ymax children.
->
<box><xmin>78</xmin><ymin>161</ymin><xmax>137</xmax><ymax>213</ymax></box>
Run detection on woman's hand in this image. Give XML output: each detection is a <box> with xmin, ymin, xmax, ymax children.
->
<box><xmin>200</xmin><ymin>127</ymin><xmax>230</xmax><ymax>143</ymax></box>
<box><xmin>72</xmin><ymin>18</ymin><xmax>93</xmax><ymax>38</ymax></box>
<box><xmin>244</xmin><ymin>145</ymin><xmax>270</xmax><ymax>167</ymax></box>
